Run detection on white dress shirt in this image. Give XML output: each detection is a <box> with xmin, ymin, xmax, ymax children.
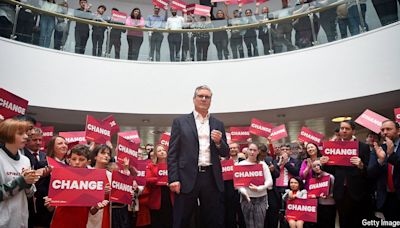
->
<box><xmin>193</xmin><ymin>110</ymin><xmax>211</xmax><ymax>166</ymax></box>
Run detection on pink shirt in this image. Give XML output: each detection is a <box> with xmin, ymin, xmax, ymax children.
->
<box><xmin>126</xmin><ymin>17</ymin><xmax>145</xmax><ymax>37</ymax></box>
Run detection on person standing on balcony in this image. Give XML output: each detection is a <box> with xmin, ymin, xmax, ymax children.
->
<box><xmin>74</xmin><ymin>0</ymin><xmax>92</xmax><ymax>54</ymax></box>
<box><xmin>347</xmin><ymin>0</ymin><xmax>368</xmax><ymax>36</ymax></box>
<box><xmin>91</xmin><ymin>5</ymin><xmax>107</xmax><ymax>57</ymax></box>
<box><xmin>372</xmin><ymin>0</ymin><xmax>399</xmax><ymax>26</ymax></box>
<box><xmin>192</xmin><ymin>16</ymin><xmax>211</xmax><ymax>61</ymax></box>
<box><xmin>126</xmin><ymin>7</ymin><xmax>145</xmax><ymax>60</ymax></box>
<box><xmin>212</xmin><ymin>7</ymin><xmax>230</xmax><ymax>60</ymax></box>
<box><xmin>256</xmin><ymin>3</ymin><xmax>274</xmax><ymax>55</ymax></box>
<box><xmin>228</xmin><ymin>8</ymin><xmax>245</xmax><ymax>59</ymax></box>
<box><xmin>146</xmin><ymin>6</ymin><xmax>168</xmax><ymax>61</ymax></box>
<box><xmin>108</xmin><ymin>8</ymin><xmax>126</xmax><ymax>59</ymax></box>
<box><xmin>242</xmin><ymin>9</ymin><xmax>259</xmax><ymax>57</ymax></box>
<box><xmin>166</xmin><ymin>8</ymin><xmax>186</xmax><ymax>62</ymax></box>
<box><xmin>39</xmin><ymin>0</ymin><xmax>58</xmax><ymax>48</ymax></box>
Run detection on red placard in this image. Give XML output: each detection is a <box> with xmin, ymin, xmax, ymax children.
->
<box><xmin>297</xmin><ymin>127</ymin><xmax>324</xmax><ymax>145</ymax></box>
<box><xmin>233</xmin><ymin>164</ymin><xmax>265</xmax><ymax>187</ymax></box>
<box><xmin>322</xmin><ymin>141</ymin><xmax>358</xmax><ymax>166</ymax></box>
<box><xmin>355</xmin><ymin>109</ymin><xmax>388</xmax><ymax>134</ymax></box>
<box><xmin>249</xmin><ymin>118</ymin><xmax>274</xmax><ymax>138</ymax></box>
<box><xmin>59</xmin><ymin>131</ymin><xmax>86</xmax><ymax>144</ymax></box>
<box><xmin>230</xmin><ymin>127</ymin><xmax>250</xmax><ymax>142</ymax></box>
<box><xmin>102</xmin><ymin>115</ymin><xmax>120</xmax><ymax>136</ymax></box>
<box><xmin>110</xmin><ymin>171</ymin><xmax>134</xmax><ymax>205</ymax></box>
<box><xmin>153</xmin><ymin>0</ymin><xmax>169</xmax><ymax>10</ymax></box>
<box><xmin>116</xmin><ymin>136</ymin><xmax>139</xmax><ymax>168</ymax></box>
<box><xmin>211</xmin><ymin>0</ymin><xmax>226</xmax><ymax>2</ymax></box>
<box><xmin>186</xmin><ymin>4</ymin><xmax>211</xmax><ymax>16</ymax></box>
<box><xmin>256</xmin><ymin>0</ymin><xmax>267</xmax><ymax>3</ymax></box>
<box><xmin>159</xmin><ymin>132</ymin><xmax>171</xmax><ymax>151</ymax></box>
<box><xmin>41</xmin><ymin>126</ymin><xmax>54</xmax><ymax>149</ymax></box>
<box><xmin>394</xmin><ymin>107</ymin><xmax>400</xmax><ymax>124</ymax></box>
<box><xmin>226</xmin><ymin>0</ymin><xmax>238</xmax><ymax>5</ymax></box>
<box><xmin>46</xmin><ymin>156</ymin><xmax>68</xmax><ymax>168</ymax></box>
<box><xmin>48</xmin><ymin>167</ymin><xmax>107</xmax><ymax>206</ymax></box>
<box><xmin>307</xmin><ymin>175</ymin><xmax>330</xmax><ymax>198</ymax></box>
<box><xmin>134</xmin><ymin>160</ymin><xmax>148</xmax><ymax>186</ymax></box>
<box><xmin>110</xmin><ymin>10</ymin><xmax>127</xmax><ymax>24</ymax></box>
<box><xmin>0</xmin><ymin>88</ymin><xmax>28</xmax><ymax>119</ymax></box>
<box><xmin>85</xmin><ymin>115</ymin><xmax>111</xmax><ymax>144</ymax></box>
<box><xmin>270</xmin><ymin>124</ymin><xmax>288</xmax><ymax>141</ymax></box>
<box><xmin>118</xmin><ymin>130</ymin><xmax>141</xmax><ymax>144</ymax></box>
<box><xmin>170</xmin><ymin>0</ymin><xmax>186</xmax><ymax>11</ymax></box>
<box><xmin>156</xmin><ymin>163</ymin><xmax>168</xmax><ymax>185</ymax></box>
<box><xmin>221</xmin><ymin>159</ymin><xmax>234</xmax><ymax>181</ymax></box>
<box><xmin>286</xmin><ymin>198</ymin><xmax>318</xmax><ymax>223</ymax></box>
<box><xmin>238</xmin><ymin>0</ymin><xmax>254</xmax><ymax>5</ymax></box>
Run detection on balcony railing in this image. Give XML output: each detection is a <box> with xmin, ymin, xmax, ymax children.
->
<box><xmin>0</xmin><ymin>0</ymin><xmax>393</xmax><ymax>62</ymax></box>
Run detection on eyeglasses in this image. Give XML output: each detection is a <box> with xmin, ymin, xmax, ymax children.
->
<box><xmin>312</xmin><ymin>164</ymin><xmax>321</xmax><ymax>168</ymax></box>
<box><xmin>196</xmin><ymin>95</ymin><xmax>211</xmax><ymax>100</ymax></box>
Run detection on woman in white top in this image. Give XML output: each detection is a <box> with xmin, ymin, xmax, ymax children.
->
<box><xmin>237</xmin><ymin>143</ymin><xmax>273</xmax><ymax>228</ymax></box>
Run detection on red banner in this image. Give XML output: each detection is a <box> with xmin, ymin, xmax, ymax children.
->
<box><xmin>159</xmin><ymin>132</ymin><xmax>171</xmax><ymax>151</ymax></box>
<box><xmin>249</xmin><ymin>118</ymin><xmax>274</xmax><ymax>138</ymax></box>
<box><xmin>118</xmin><ymin>130</ymin><xmax>141</xmax><ymax>144</ymax></box>
<box><xmin>186</xmin><ymin>4</ymin><xmax>211</xmax><ymax>16</ymax></box>
<box><xmin>256</xmin><ymin>0</ymin><xmax>267</xmax><ymax>3</ymax></box>
<box><xmin>355</xmin><ymin>109</ymin><xmax>388</xmax><ymax>134</ymax></box>
<box><xmin>230</xmin><ymin>127</ymin><xmax>250</xmax><ymax>142</ymax></box>
<box><xmin>134</xmin><ymin>160</ymin><xmax>148</xmax><ymax>186</ymax></box>
<box><xmin>153</xmin><ymin>0</ymin><xmax>169</xmax><ymax>10</ymax></box>
<box><xmin>116</xmin><ymin>136</ymin><xmax>139</xmax><ymax>168</ymax></box>
<box><xmin>0</xmin><ymin>88</ymin><xmax>28</xmax><ymax>119</ymax></box>
<box><xmin>307</xmin><ymin>175</ymin><xmax>330</xmax><ymax>198</ymax></box>
<box><xmin>48</xmin><ymin>167</ymin><xmax>107</xmax><ymax>206</ymax></box>
<box><xmin>170</xmin><ymin>0</ymin><xmax>186</xmax><ymax>11</ymax></box>
<box><xmin>85</xmin><ymin>115</ymin><xmax>111</xmax><ymax>144</ymax></box>
<box><xmin>156</xmin><ymin>163</ymin><xmax>168</xmax><ymax>185</ymax></box>
<box><xmin>40</xmin><ymin>126</ymin><xmax>54</xmax><ymax>149</ymax></box>
<box><xmin>102</xmin><ymin>115</ymin><xmax>120</xmax><ymax>136</ymax></box>
<box><xmin>211</xmin><ymin>0</ymin><xmax>226</xmax><ymax>2</ymax></box>
<box><xmin>226</xmin><ymin>0</ymin><xmax>238</xmax><ymax>5</ymax></box>
<box><xmin>59</xmin><ymin>131</ymin><xmax>87</xmax><ymax>150</ymax></box>
<box><xmin>46</xmin><ymin>156</ymin><xmax>68</xmax><ymax>168</ymax></box>
<box><xmin>221</xmin><ymin>159</ymin><xmax>234</xmax><ymax>181</ymax></box>
<box><xmin>270</xmin><ymin>124</ymin><xmax>288</xmax><ymax>141</ymax></box>
<box><xmin>233</xmin><ymin>164</ymin><xmax>265</xmax><ymax>187</ymax></box>
<box><xmin>110</xmin><ymin>10</ymin><xmax>127</xmax><ymax>24</ymax></box>
<box><xmin>238</xmin><ymin>0</ymin><xmax>254</xmax><ymax>5</ymax></box>
<box><xmin>394</xmin><ymin>107</ymin><xmax>400</xmax><ymax>124</ymax></box>
<box><xmin>297</xmin><ymin>127</ymin><xmax>324</xmax><ymax>145</ymax></box>
<box><xmin>110</xmin><ymin>171</ymin><xmax>134</xmax><ymax>205</ymax></box>
<box><xmin>322</xmin><ymin>141</ymin><xmax>358</xmax><ymax>166</ymax></box>
<box><xmin>286</xmin><ymin>198</ymin><xmax>318</xmax><ymax>223</ymax></box>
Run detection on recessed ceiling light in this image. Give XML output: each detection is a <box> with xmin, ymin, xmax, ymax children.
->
<box><xmin>331</xmin><ymin>116</ymin><xmax>352</xmax><ymax>123</ymax></box>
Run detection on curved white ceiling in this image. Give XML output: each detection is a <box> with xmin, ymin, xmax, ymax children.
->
<box><xmin>1</xmin><ymin>22</ymin><xmax>400</xmax><ymax>114</ymax></box>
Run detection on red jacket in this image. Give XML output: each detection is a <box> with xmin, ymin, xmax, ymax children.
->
<box><xmin>145</xmin><ymin>162</ymin><xmax>175</xmax><ymax>210</ymax></box>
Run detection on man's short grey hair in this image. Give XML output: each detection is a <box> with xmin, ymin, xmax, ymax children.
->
<box><xmin>193</xmin><ymin>85</ymin><xmax>213</xmax><ymax>98</ymax></box>
<box><xmin>31</xmin><ymin>127</ymin><xmax>43</xmax><ymax>136</ymax></box>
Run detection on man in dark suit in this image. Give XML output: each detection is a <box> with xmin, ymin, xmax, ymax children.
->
<box><xmin>321</xmin><ymin>120</ymin><xmax>373</xmax><ymax>228</ymax></box>
<box><xmin>168</xmin><ymin>85</ymin><xmax>229</xmax><ymax>228</ymax></box>
<box><xmin>24</xmin><ymin>127</ymin><xmax>47</xmax><ymax>169</ymax></box>
<box><xmin>368</xmin><ymin>120</ymin><xmax>400</xmax><ymax>221</ymax></box>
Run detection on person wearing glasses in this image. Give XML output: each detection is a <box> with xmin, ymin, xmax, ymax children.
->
<box><xmin>168</xmin><ymin>85</ymin><xmax>229</xmax><ymax>228</ymax></box>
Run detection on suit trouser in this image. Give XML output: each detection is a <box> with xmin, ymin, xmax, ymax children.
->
<box><xmin>382</xmin><ymin>192</ymin><xmax>400</xmax><ymax>221</ymax></box>
<box><xmin>372</xmin><ymin>0</ymin><xmax>399</xmax><ymax>26</ymax></box>
<box><xmin>173</xmin><ymin>167</ymin><xmax>224</xmax><ymax>228</ymax></box>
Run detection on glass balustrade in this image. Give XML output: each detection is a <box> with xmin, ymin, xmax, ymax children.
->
<box><xmin>0</xmin><ymin>0</ymin><xmax>397</xmax><ymax>62</ymax></box>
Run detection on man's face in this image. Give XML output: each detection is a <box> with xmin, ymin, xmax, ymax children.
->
<box><xmin>280</xmin><ymin>146</ymin><xmax>291</xmax><ymax>156</ymax></box>
<box><xmin>154</xmin><ymin>7</ymin><xmax>160</xmax><ymax>15</ymax></box>
<box><xmin>339</xmin><ymin>122</ymin><xmax>354</xmax><ymax>141</ymax></box>
<box><xmin>26</xmin><ymin>133</ymin><xmax>42</xmax><ymax>152</ymax></box>
<box><xmin>80</xmin><ymin>0</ymin><xmax>87</xmax><ymax>9</ymax></box>
<box><xmin>193</xmin><ymin>89</ymin><xmax>212</xmax><ymax>114</ymax></box>
<box><xmin>98</xmin><ymin>7</ymin><xmax>105</xmax><ymax>15</ymax></box>
<box><xmin>381</xmin><ymin>121</ymin><xmax>399</xmax><ymax>141</ymax></box>
<box><xmin>171</xmin><ymin>8</ymin><xmax>177</xmax><ymax>16</ymax></box>
<box><xmin>229</xmin><ymin>143</ymin><xmax>239</xmax><ymax>157</ymax></box>
<box><xmin>366</xmin><ymin>134</ymin><xmax>379</xmax><ymax>146</ymax></box>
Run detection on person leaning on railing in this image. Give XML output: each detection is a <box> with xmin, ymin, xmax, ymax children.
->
<box><xmin>108</xmin><ymin>8</ymin><xmax>126</xmax><ymax>59</ymax></box>
<box><xmin>146</xmin><ymin>5</ymin><xmax>168</xmax><ymax>61</ymax></box>
<box><xmin>165</xmin><ymin>7</ymin><xmax>186</xmax><ymax>62</ymax></box>
<box><xmin>91</xmin><ymin>5</ymin><xmax>107</xmax><ymax>57</ymax></box>
<box><xmin>212</xmin><ymin>5</ymin><xmax>230</xmax><ymax>60</ymax></box>
<box><xmin>228</xmin><ymin>8</ymin><xmax>245</xmax><ymax>59</ymax></box>
<box><xmin>54</xmin><ymin>1</ymin><xmax>70</xmax><ymax>50</ymax></box>
<box><xmin>181</xmin><ymin>13</ymin><xmax>194</xmax><ymax>61</ymax></box>
<box><xmin>242</xmin><ymin>8</ymin><xmax>259</xmax><ymax>57</ymax></box>
<box><xmin>0</xmin><ymin>1</ymin><xmax>15</xmax><ymax>38</ymax></box>
<box><xmin>126</xmin><ymin>7</ymin><xmax>145</xmax><ymax>61</ymax></box>
<box><xmin>255</xmin><ymin>3</ymin><xmax>274</xmax><ymax>55</ymax></box>
<box><xmin>38</xmin><ymin>0</ymin><xmax>58</xmax><ymax>48</ymax></box>
<box><xmin>291</xmin><ymin>0</ymin><xmax>320</xmax><ymax>49</ymax></box>
<box><xmin>271</xmin><ymin>0</ymin><xmax>296</xmax><ymax>53</ymax></box>
<box><xmin>192</xmin><ymin>15</ymin><xmax>212</xmax><ymax>61</ymax></box>
<box><xmin>74</xmin><ymin>0</ymin><xmax>92</xmax><ymax>54</ymax></box>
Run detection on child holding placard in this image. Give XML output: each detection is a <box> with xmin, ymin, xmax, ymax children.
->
<box><xmin>44</xmin><ymin>144</ymin><xmax>109</xmax><ymax>228</ymax></box>
<box><xmin>237</xmin><ymin>143</ymin><xmax>273</xmax><ymax>228</ymax></box>
<box><xmin>282</xmin><ymin>176</ymin><xmax>308</xmax><ymax>228</ymax></box>
<box><xmin>145</xmin><ymin>144</ymin><xmax>174</xmax><ymax>228</ymax></box>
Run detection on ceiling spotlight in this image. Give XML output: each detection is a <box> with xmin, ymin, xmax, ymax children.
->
<box><xmin>331</xmin><ymin>116</ymin><xmax>352</xmax><ymax>123</ymax></box>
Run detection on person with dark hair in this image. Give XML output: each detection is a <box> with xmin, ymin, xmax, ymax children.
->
<box><xmin>299</xmin><ymin>142</ymin><xmax>321</xmax><ymax>189</ymax></box>
<box><xmin>91</xmin><ymin>5</ymin><xmax>107</xmax><ymax>57</ymax></box>
<box><xmin>282</xmin><ymin>176</ymin><xmax>307</xmax><ymax>228</ymax></box>
<box><xmin>193</xmin><ymin>16</ymin><xmax>211</xmax><ymax>61</ymax></box>
<box><xmin>237</xmin><ymin>143</ymin><xmax>273</xmax><ymax>228</ymax></box>
<box><xmin>255</xmin><ymin>3</ymin><xmax>273</xmax><ymax>55</ymax></box>
<box><xmin>126</xmin><ymin>7</ymin><xmax>145</xmax><ymax>60</ymax></box>
<box><xmin>0</xmin><ymin>118</ymin><xmax>39</xmax><ymax>228</ymax></box>
<box><xmin>366</xmin><ymin>130</ymin><xmax>381</xmax><ymax>151</ymax></box>
<box><xmin>146</xmin><ymin>6</ymin><xmax>168</xmax><ymax>61</ymax></box>
<box><xmin>320</xmin><ymin>120</ymin><xmax>373</xmax><ymax>228</ymax></box>
<box><xmin>74</xmin><ymin>0</ymin><xmax>92</xmax><ymax>54</ymax></box>
<box><xmin>242</xmin><ymin>9</ymin><xmax>259</xmax><ymax>57</ymax></box>
<box><xmin>368</xmin><ymin>119</ymin><xmax>400</xmax><ymax>221</ymax></box>
<box><xmin>212</xmin><ymin>8</ymin><xmax>230</xmax><ymax>60</ymax></box>
<box><xmin>108</xmin><ymin>8</ymin><xmax>126</xmax><ymax>59</ymax></box>
<box><xmin>167</xmin><ymin>85</ymin><xmax>229</xmax><ymax>228</ymax></box>
<box><xmin>166</xmin><ymin>8</ymin><xmax>185</xmax><ymax>61</ymax></box>
<box><xmin>228</xmin><ymin>9</ymin><xmax>245</xmax><ymax>59</ymax></box>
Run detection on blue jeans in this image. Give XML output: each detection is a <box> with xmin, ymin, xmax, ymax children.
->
<box><xmin>348</xmin><ymin>4</ymin><xmax>368</xmax><ymax>36</ymax></box>
<box><xmin>39</xmin><ymin>15</ymin><xmax>55</xmax><ymax>47</ymax></box>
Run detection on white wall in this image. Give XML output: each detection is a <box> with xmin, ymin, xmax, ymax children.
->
<box><xmin>1</xmin><ymin>22</ymin><xmax>400</xmax><ymax>114</ymax></box>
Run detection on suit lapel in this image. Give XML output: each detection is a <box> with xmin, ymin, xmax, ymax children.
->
<box><xmin>187</xmin><ymin>113</ymin><xmax>199</xmax><ymax>140</ymax></box>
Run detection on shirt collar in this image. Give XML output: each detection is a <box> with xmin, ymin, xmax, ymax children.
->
<box><xmin>193</xmin><ymin>110</ymin><xmax>210</xmax><ymax>121</ymax></box>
